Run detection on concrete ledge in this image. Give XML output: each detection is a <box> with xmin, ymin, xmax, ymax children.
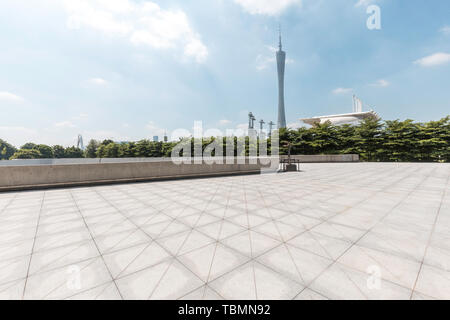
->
<box><xmin>0</xmin><ymin>155</ymin><xmax>358</xmax><ymax>191</ymax></box>
<box><xmin>0</xmin><ymin>158</ymin><xmax>268</xmax><ymax>192</ymax></box>
<box><xmin>0</xmin><ymin>169</ymin><xmax>262</xmax><ymax>192</ymax></box>
<box><xmin>283</xmin><ymin>154</ymin><xmax>359</xmax><ymax>163</ymax></box>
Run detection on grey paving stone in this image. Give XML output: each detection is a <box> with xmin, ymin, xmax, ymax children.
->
<box><xmin>0</xmin><ymin>163</ymin><xmax>448</xmax><ymax>299</ymax></box>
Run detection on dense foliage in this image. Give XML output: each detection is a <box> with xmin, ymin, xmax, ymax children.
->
<box><xmin>0</xmin><ymin>139</ymin><xmax>17</xmax><ymax>160</ymax></box>
<box><xmin>8</xmin><ymin>144</ymin><xmax>84</xmax><ymax>160</ymax></box>
<box><xmin>2</xmin><ymin>117</ymin><xmax>449</xmax><ymax>162</ymax></box>
<box><xmin>277</xmin><ymin>117</ymin><xmax>449</xmax><ymax>162</ymax></box>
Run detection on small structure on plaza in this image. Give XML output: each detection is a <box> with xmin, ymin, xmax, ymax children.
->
<box><xmin>279</xmin><ymin>142</ymin><xmax>301</xmax><ymax>172</ymax></box>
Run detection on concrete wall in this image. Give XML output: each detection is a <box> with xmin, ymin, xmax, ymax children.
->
<box><xmin>0</xmin><ymin>157</ymin><xmax>174</xmax><ymax>166</ymax></box>
<box><xmin>0</xmin><ymin>155</ymin><xmax>358</xmax><ymax>191</ymax></box>
<box><xmin>0</xmin><ymin>158</ymin><xmax>265</xmax><ymax>191</ymax></box>
<box><xmin>282</xmin><ymin>154</ymin><xmax>359</xmax><ymax>163</ymax></box>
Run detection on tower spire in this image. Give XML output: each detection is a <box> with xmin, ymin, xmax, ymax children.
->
<box><xmin>278</xmin><ymin>24</ymin><xmax>282</xmax><ymax>51</ymax></box>
<box><xmin>276</xmin><ymin>24</ymin><xmax>286</xmax><ymax>129</ymax></box>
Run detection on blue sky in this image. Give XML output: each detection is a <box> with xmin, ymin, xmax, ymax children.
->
<box><xmin>0</xmin><ymin>0</ymin><xmax>449</xmax><ymax>146</ymax></box>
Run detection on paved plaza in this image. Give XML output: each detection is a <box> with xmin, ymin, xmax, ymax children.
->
<box><xmin>0</xmin><ymin>163</ymin><xmax>449</xmax><ymax>300</ymax></box>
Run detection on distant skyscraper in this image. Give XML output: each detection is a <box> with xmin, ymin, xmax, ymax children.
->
<box><xmin>77</xmin><ymin>134</ymin><xmax>84</xmax><ymax>150</ymax></box>
<box><xmin>153</xmin><ymin>136</ymin><xmax>159</xmax><ymax>142</ymax></box>
<box><xmin>276</xmin><ymin>29</ymin><xmax>287</xmax><ymax>129</ymax></box>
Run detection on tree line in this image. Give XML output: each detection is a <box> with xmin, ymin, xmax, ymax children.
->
<box><xmin>1</xmin><ymin>117</ymin><xmax>449</xmax><ymax>162</ymax></box>
<box><xmin>0</xmin><ymin>142</ymin><xmax>85</xmax><ymax>160</ymax></box>
<box><xmin>279</xmin><ymin>116</ymin><xmax>449</xmax><ymax>162</ymax></box>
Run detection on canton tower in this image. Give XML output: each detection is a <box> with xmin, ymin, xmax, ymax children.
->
<box><xmin>276</xmin><ymin>29</ymin><xmax>287</xmax><ymax>129</ymax></box>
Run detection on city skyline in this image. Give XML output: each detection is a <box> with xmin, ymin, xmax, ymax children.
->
<box><xmin>1</xmin><ymin>0</ymin><xmax>450</xmax><ymax>147</ymax></box>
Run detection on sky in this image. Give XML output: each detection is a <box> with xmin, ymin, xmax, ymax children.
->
<box><xmin>0</xmin><ymin>0</ymin><xmax>449</xmax><ymax>147</ymax></box>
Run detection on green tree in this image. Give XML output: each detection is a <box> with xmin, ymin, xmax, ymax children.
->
<box><xmin>101</xmin><ymin>139</ymin><xmax>114</xmax><ymax>146</ymax></box>
<box><xmin>3</xmin><ymin>116</ymin><xmax>449</xmax><ymax>162</ymax></box>
<box><xmin>335</xmin><ymin>124</ymin><xmax>358</xmax><ymax>154</ymax></box>
<box><xmin>415</xmin><ymin>117</ymin><xmax>449</xmax><ymax>162</ymax></box>
<box><xmin>308</xmin><ymin>122</ymin><xmax>339</xmax><ymax>154</ymax></box>
<box><xmin>94</xmin><ymin>139</ymin><xmax>115</xmax><ymax>158</ymax></box>
<box><xmin>35</xmin><ymin>144</ymin><xmax>54</xmax><ymax>158</ymax></box>
<box><xmin>64</xmin><ymin>146</ymin><xmax>84</xmax><ymax>158</ymax></box>
<box><xmin>354</xmin><ymin>118</ymin><xmax>383</xmax><ymax>161</ymax></box>
<box><xmin>102</xmin><ymin>142</ymin><xmax>120</xmax><ymax>158</ymax></box>
<box><xmin>10</xmin><ymin>149</ymin><xmax>42</xmax><ymax>159</ymax></box>
<box><xmin>85</xmin><ymin>139</ymin><xmax>100</xmax><ymax>158</ymax></box>
<box><xmin>381</xmin><ymin>120</ymin><xmax>418</xmax><ymax>162</ymax></box>
<box><xmin>52</xmin><ymin>145</ymin><xmax>66</xmax><ymax>158</ymax></box>
<box><xmin>135</xmin><ymin>140</ymin><xmax>152</xmax><ymax>157</ymax></box>
<box><xmin>21</xmin><ymin>142</ymin><xmax>37</xmax><ymax>150</ymax></box>
<box><xmin>290</xmin><ymin>127</ymin><xmax>314</xmax><ymax>155</ymax></box>
<box><xmin>95</xmin><ymin>144</ymin><xmax>106</xmax><ymax>158</ymax></box>
<box><xmin>0</xmin><ymin>139</ymin><xmax>17</xmax><ymax>160</ymax></box>
<box><xmin>161</xmin><ymin>142</ymin><xmax>176</xmax><ymax>157</ymax></box>
<box><xmin>119</xmin><ymin>142</ymin><xmax>137</xmax><ymax>158</ymax></box>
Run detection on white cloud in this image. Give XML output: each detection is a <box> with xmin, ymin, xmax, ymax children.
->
<box><xmin>266</xmin><ymin>45</ymin><xmax>278</xmax><ymax>53</ymax></box>
<box><xmin>219</xmin><ymin>119</ymin><xmax>231</xmax><ymax>126</ymax></box>
<box><xmin>46</xmin><ymin>115</ymin><xmax>86</xmax><ymax>134</ymax></box>
<box><xmin>440</xmin><ymin>26</ymin><xmax>450</xmax><ymax>35</ymax></box>
<box><xmin>414</xmin><ymin>52</ymin><xmax>450</xmax><ymax>67</ymax></box>
<box><xmin>88</xmin><ymin>77</ymin><xmax>108</xmax><ymax>85</ymax></box>
<box><xmin>236</xmin><ymin>123</ymin><xmax>248</xmax><ymax>130</ymax></box>
<box><xmin>72</xmin><ymin>113</ymin><xmax>89</xmax><ymax>120</ymax></box>
<box><xmin>0</xmin><ymin>125</ymin><xmax>109</xmax><ymax>147</ymax></box>
<box><xmin>371</xmin><ymin>79</ymin><xmax>390</xmax><ymax>87</ymax></box>
<box><xmin>256</xmin><ymin>46</ymin><xmax>294</xmax><ymax>71</ymax></box>
<box><xmin>286</xmin><ymin>58</ymin><xmax>295</xmax><ymax>64</ymax></box>
<box><xmin>63</xmin><ymin>0</ymin><xmax>208</xmax><ymax>63</ymax></box>
<box><xmin>256</xmin><ymin>54</ymin><xmax>275</xmax><ymax>71</ymax></box>
<box><xmin>146</xmin><ymin>121</ymin><xmax>165</xmax><ymax>137</ymax></box>
<box><xmin>0</xmin><ymin>126</ymin><xmax>38</xmax><ymax>147</ymax></box>
<box><xmin>234</xmin><ymin>123</ymin><xmax>249</xmax><ymax>137</ymax></box>
<box><xmin>234</xmin><ymin>0</ymin><xmax>301</xmax><ymax>16</ymax></box>
<box><xmin>332</xmin><ymin>87</ymin><xmax>353</xmax><ymax>94</ymax></box>
<box><xmin>287</xmin><ymin>122</ymin><xmax>301</xmax><ymax>129</ymax></box>
<box><xmin>183</xmin><ymin>37</ymin><xmax>209</xmax><ymax>63</ymax></box>
<box><xmin>0</xmin><ymin>91</ymin><xmax>25</xmax><ymax>103</ymax></box>
<box><xmin>54</xmin><ymin>121</ymin><xmax>76</xmax><ymax>128</ymax></box>
<box><xmin>84</xmin><ymin>130</ymin><xmax>130</xmax><ymax>142</ymax></box>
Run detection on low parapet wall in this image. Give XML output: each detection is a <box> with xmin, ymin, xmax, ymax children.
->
<box><xmin>0</xmin><ymin>158</ymin><xmax>267</xmax><ymax>191</ymax></box>
<box><xmin>0</xmin><ymin>155</ymin><xmax>358</xmax><ymax>191</ymax></box>
<box><xmin>283</xmin><ymin>154</ymin><xmax>359</xmax><ymax>163</ymax></box>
